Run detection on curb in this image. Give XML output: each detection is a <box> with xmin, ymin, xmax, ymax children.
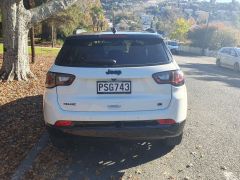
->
<box><xmin>11</xmin><ymin>131</ymin><xmax>49</xmax><ymax>180</ymax></box>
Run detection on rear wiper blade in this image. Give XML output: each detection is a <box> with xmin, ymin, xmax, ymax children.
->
<box><xmin>82</xmin><ymin>58</ymin><xmax>117</xmax><ymax>65</ymax></box>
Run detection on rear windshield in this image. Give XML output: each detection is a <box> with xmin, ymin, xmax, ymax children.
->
<box><xmin>55</xmin><ymin>37</ymin><xmax>171</xmax><ymax>67</ymax></box>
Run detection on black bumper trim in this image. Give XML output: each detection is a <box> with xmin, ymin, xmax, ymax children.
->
<box><xmin>46</xmin><ymin>121</ymin><xmax>186</xmax><ymax>140</ymax></box>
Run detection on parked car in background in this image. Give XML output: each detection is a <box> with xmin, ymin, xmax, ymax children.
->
<box><xmin>44</xmin><ymin>32</ymin><xmax>187</xmax><ymax>148</ymax></box>
<box><xmin>216</xmin><ymin>47</ymin><xmax>240</xmax><ymax>72</ymax></box>
<box><xmin>166</xmin><ymin>40</ymin><xmax>180</xmax><ymax>54</ymax></box>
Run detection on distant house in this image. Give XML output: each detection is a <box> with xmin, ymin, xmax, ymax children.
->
<box><xmin>140</xmin><ymin>14</ymin><xmax>153</xmax><ymax>30</ymax></box>
<box><xmin>184</xmin><ymin>8</ymin><xmax>194</xmax><ymax>16</ymax></box>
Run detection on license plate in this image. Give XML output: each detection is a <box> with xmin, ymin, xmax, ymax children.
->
<box><xmin>97</xmin><ymin>81</ymin><xmax>131</xmax><ymax>94</ymax></box>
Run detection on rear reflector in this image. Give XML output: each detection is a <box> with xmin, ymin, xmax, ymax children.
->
<box><xmin>54</xmin><ymin>120</ymin><xmax>73</xmax><ymax>127</ymax></box>
<box><xmin>157</xmin><ymin>119</ymin><xmax>176</xmax><ymax>125</ymax></box>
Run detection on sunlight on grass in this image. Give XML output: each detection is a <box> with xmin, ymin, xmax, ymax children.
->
<box><xmin>0</xmin><ymin>44</ymin><xmax>3</xmax><ymax>54</ymax></box>
<box><xmin>33</xmin><ymin>46</ymin><xmax>60</xmax><ymax>56</ymax></box>
<box><xmin>0</xmin><ymin>43</ymin><xmax>60</xmax><ymax>56</ymax></box>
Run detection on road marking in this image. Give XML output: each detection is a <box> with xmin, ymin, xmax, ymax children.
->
<box><xmin>11</xmin><ymin>131</ymin><xmax>49</xmax><ymax>180</ymax></box>
<box><xmin>224</xmin><ymin>172</ymin><xmax>239</xmax><ymax>180</ymax></box>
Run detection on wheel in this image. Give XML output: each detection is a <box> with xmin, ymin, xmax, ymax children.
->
<box><xmin>163</xmin><ymin>134</ymin><xmax>183</xmax><ymax>147</ymax></box>
<box><xmin>234</xmin><ymin>63</ymin><xmax>239</xmax><ymax>72</ymax></box>
<box><xmin>171</xmin><ymin>49</ymin><xmax>177</xmax><ymax>55</ymax></box>
<box><xmin>216</xmin><ymin>59</ymin><xmax>221</xmax><ymax>67</ymax></box>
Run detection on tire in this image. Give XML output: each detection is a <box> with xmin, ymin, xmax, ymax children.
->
<box><xmin>163</xmin><ymin>134</ymin><xmax>183</xmax><ymax>147</ymax></box>
<box><xmin>216</xmin><ymin>59</ymin><xmax>221</xmax><ymax>67</ymax></box>
<box><xmin>171</xmin><ymin>49</ymin><xmax>178</xmax><ymax>55</ymax></box>
<box><xmin>234</xmin><ymin>63</ymin><xmax>239</xmax><ymax>72</ymax></box>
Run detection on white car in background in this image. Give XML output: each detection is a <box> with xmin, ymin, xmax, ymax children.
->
<box><xmin>216</xmin><ymin>47</ymin><xmax>240</xmax><ymax>72</ymax></box>
<box><xmin>43</xmin><ymin>32</ymin><xmax>187</xmax><ymax>148</ymax></box>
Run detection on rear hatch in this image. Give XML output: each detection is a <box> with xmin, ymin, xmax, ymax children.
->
<box><xmin>53</xmin><ymin>34</ymin><xmax>176</xmax><ymax>112</ymax></box>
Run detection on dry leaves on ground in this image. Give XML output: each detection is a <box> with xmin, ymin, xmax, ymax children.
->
<box><xmin>24</xmin><ymin>145</ymin><xmax>72</xmax><ymax>180</ymax></box>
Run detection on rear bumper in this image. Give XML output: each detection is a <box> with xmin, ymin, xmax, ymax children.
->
<box><xmin>43</xmin><ymin>85</ymin><xmax>187</xmax><ymax>125</ymax></box>
<box><xmin>46</xmin><ymin>121</ymin><xmax>185</xmax><ymax>140</ymax></box>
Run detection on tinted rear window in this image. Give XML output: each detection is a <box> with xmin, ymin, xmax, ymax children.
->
<box><xmin>220</xmin><ymin>48</ymin><xmax>230</xmax><ymax>54</ymax></box>
<box><xmin>55</xmin><ymin>37</ymin><xmax>171</xmax><ymax>67</ymax></box>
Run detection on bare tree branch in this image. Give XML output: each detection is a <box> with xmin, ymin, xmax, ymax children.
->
<box><xmin>30</xmin><ymin>0</ymin><xmax>79</xmax><ymax>25</ymax></box>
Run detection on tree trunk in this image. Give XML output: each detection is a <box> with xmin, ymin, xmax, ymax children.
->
<box><xmin>30</xmin><ymin>27</ymin><xmax>35</xmax><ymax>63</ymax></box>
<box><xmin>29</xmin><ymin>0</ymin><xmax>36</xmax><ymax>64</ymax></box>
<box><xmin>41</xmin><ymin>21</ymin><xmax>51</xmax><ymax>41</ymax></box>
<box><xmin>0</xmin><ymin>22</ymin><xmax>2</xmax><ymax>38</ymax></box>
<box><xmin>0</xmin><ymin>0</ymin><xmax>79</xmax><ymax>81</ymax></box>
<box><xmin>0</xmin><ymin>1</ymin><xmax>33</xmax><ymax>81</ymax></box>
<box><xmin>51</xmin><ymin>23</ymin><xmax>56</xmax><ymax>48</ymax></box>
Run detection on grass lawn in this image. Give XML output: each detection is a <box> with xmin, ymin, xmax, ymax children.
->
<box><xmin>0</xmin><ymin>43</ymin><xmax>2</xmax><ymax>53</ymax></box>
<box><xmin>0</xmin><ymin>43</ymin><xmax>60</xmax><ymax>56</ymax></box>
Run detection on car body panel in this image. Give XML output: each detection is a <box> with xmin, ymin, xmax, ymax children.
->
<box><xmin>43</xmin><ymin>32</ymin><xmax>187</xmax><ymax>140</ymax></box>
<box><xmin>49</xmin><ymin>63</ymin><xmax>178</xmax><ymax>112</ymax></box>
<box><xmin>43</xmin><ymin>84</ymin><xmax>187</xmax><ymax>124</ymax></box>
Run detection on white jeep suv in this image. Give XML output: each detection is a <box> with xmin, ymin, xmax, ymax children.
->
<box><xmin>44</xmin><ymin>32</ymin><xmax>187</xmax><ymax>147</ymax></box>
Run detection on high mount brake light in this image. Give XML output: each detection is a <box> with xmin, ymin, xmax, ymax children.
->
<box><xmin>152</xmin><ymin>70</ymin><xmax>185</xmax><ymax>86</ymax></box>
<box><xmin>100</xmin><ymin>34</ymin><xmax>128</xmax><ymax>39</ymax></box>
<box><xmin>45</xmin><ymin>72</ymin><xmax>75</xmax><ymax>88</ymax></box>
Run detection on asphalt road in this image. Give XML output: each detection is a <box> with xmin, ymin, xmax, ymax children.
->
<box><xmin>23</xmin><ymin>55</ymin><xmax>240</xmax><ymax>180</ymax></box>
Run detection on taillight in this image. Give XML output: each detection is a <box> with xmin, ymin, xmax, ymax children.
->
<box><xmin>54</xmin><ymin>120</ymin><xmax>73</xmax><ymax>127</ymax></box>
<box><xmin>152</xmin><ymin>70</ymin><xmax>184</xmax><ymax>86</ymax></box>
<box><xmin>157</xmin><ymin>119</ymin><xmax>176</xmax><ymax>125</ymax></box>
<box><xmin>45</xmin><ymin>72</ymin><xmax>75</xmax><ymax>88</ymax></box>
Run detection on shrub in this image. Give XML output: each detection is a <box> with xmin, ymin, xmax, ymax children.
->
<box><xmin>188</xmin><ymin>24</ymin><xmax>238</xmax><ymax>50</ymax></box>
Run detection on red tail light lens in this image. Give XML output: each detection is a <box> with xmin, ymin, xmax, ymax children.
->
<box><xmin>45</xmin><ymin>72</ymin><xmax>75</xmax><ymax>88</ymax></box>
<box><xmin>54</xmin><ymin>120</ymin><xmax>73</xmax><ymax>127</ymax></box>
<box><xmin>152</xmin><ymin>70</ymin><xmax>184</xmax><ymax>86</ymax></box>
<box><xmin>171</xmin><ymin>70</ymin><xmax>185</xmax><ymax>86</ymax></box>
<box><xmin>157</xmin><ymin>119</ymin><xmax>176</xmax><ymax>125</ymax></box>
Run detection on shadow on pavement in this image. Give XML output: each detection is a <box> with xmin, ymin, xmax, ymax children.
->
<box><xmin>176</xmin><ymin>52</ymin><xmax>204</xmax><ymax>57</ymax></box>
<box><xmin>49</xmin><ymin>139</ymin><xmax>174</xmax><ymax>180</ymax></box>
<box><xmin>0</xmin><ymin>95</ymin><xmax>44</xmax><ymax>179</ymax></box>
<box><xmin>180</xmin><ymin>63</ymin><xmax>240</xmax><ymax>89</ymax></box>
